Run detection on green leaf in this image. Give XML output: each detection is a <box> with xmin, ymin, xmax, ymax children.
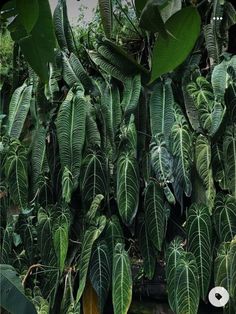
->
<box><xmin>9</xmin><ymin>0</ymin><xmax>56</xmax><ymax>82</ymax></box>
<box><xmin>116</xmin><ymin>152</ymin><xmax>139</xmax><ymax>226</ymax></box>
<box><xmin>175</xmin><ymin>252</ymin><xmax>200</xmax><ymax>314</ymax></box>
<box><xmin>104</xmin><ymin>215</ymin><xmax>125</xmax><ymax>259</ymax></box>
<box><xmin>112</xmin><ymin>243</ymin><xmax>132</xmax><ymax>314</ymax></box>
<box><xmin>139</xmin><ymin>0</ymin><xmax>168</xmax><ymax>37</ymax></box>
<box><xmin>214</xmin><ymin>193</ymin><xmax>236</xmax><ymax>242</ymax></box>
<box><xmin>195</xmin><ymin>135</ymin><xmax>216</xmax><ymax>213</ymax></box>
<box><xmin>144</xmin><ymin>180</ymin><xmax>166</xmax><ymax>251</ymax></box>
<box><xmin>57</xmin><ymin>87</ymin><xmax>86</xmax><ymax>193</ymax></box>
<box><xmin>80</xmin><ymin>149</ymin><xmax>108</xmax><ymax>209</ymax></box>
<box><xmin>7</xmin><ymin>82</ymin><xmax>32</xmax><ymax>139</ymax></box>
<box><xmin>99</xmin><ymin>0</ymin><xmax>113</xmax><ymax>38</ymax></box>
<box><xmin>16</xmin><ymin>0</ymin><xmax>39</xmax><ymax>33</ymax></box>
<box><xmin>165</xmin><ymin>237</ymin><xmax>185</xmax><ymax>312</ymax></box>
<box><xmin>86</xmin><ymin>194</ymin><xmax>104</xmax><ymax>222</ymax></box>
<box><xmin>53</xmin><ymin>214</ymin><xmax>70</xmax><ymax>273</ymax></box>
<box><xmin>4</xmin><ymin>141</ymin><xmax>28</xmax><ymax>208</ymax></box>
<box><xmin>187</xmin><ymin>76</ymin><xmax>225</xmax><ymax>136</ymax></box>
<box><xmin>150</xmin><ymin>133</ymin><xmax>175</xmax><ymax>203</ymax></box>
<box><xmin>135</xmin><ymin>0</ymin><xmax>148</xmax><ymax>16</ymax></box>
<box><xmin>151</xmin><ymin>7</ymin><xmax>201</xmax><ymax>82</ymax></box>
<box><xmin>171</xmin><ymin>109</ymin><xmax>193</xmax><ymax>206</ymax></box>
<box><xmin>89</xmin><ymin>240</ymin><xmax>111</xmax><ymax>312</ymax></box>
<box><xmin>0</xmin><ymin>264</ymin><xmax>37</xmax><ymax>314</ymax></box>
<box><xmin>76</xmin><ymin>216</ymin><xmax>106</xmax><ymax>303</ymax></box>
<box><xmin>138</xmin><ymin>214</ymin><xmax>156</xmax><ymax>279</ymax></box>
<box><xmin>31</xmin><ymin>125</ymin><xmax>48</xmax><ymax>197</ymax></box>
<box><xmin>212</xmin><ymin>143</ymin><xmax>228</xmax><ymax>190</ymax></box>
<box><xmin>149</xmin><ymin>78</ymin><xmax>174</xmax><ymax>141</ymax></box>
<box><xmin>186</xmin><ymin>203</ymin><xmax>212</xmax><ymax>300</ymax></box>
<box><xmin>214</xmin><ymin>239</ymin><xmax>236</xmax><ymax>313</ymax></box>
<box><xmin>223</xmin><ymin>125</ymin><xmax>236</xmax><ymax>198</ymax></box>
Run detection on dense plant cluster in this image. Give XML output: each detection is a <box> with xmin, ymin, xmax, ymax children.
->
<box><xmin>0</xmin><ymin>0</ymin><xmax>236</xmax><ymax>314</ymax></box>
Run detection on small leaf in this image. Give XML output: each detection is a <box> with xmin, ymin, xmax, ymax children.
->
<box><xmin>151</xmin><ymin>7</ymin><xmax>201</xmax><ymax>82</ymax></box>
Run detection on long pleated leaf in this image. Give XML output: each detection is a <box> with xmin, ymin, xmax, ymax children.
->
<box><xmin>149</xmin><ymin>78</ymin><xmax>174</xmax><ymax>141</ymax></box>
<box><xmin>98</xmin><ymin>0</ymin><xmax>112</xmax><ymax>38</ymax></box>
<box><xmin>56</xmin><ymin>87</ymin><xmax>86</xmax><ymax>188</ymax></box>
<box><xmin>76</xmin><ymin>216</ymin><xmax>106</xmax><ymax>303</ymax></box>
<box><xmin>195</xmin><ymin>134</ymin><xmax>216</xmax><ymax>212</ymax></box>
<box><xmin>7</xmin><ymin>83</ymin><xmax>32</xmax><ymax>139</ymax></box>
<box><xmin>223</xmin><ymin>125</ymin><xmax>236</xmax><ymax>198</ymax></box>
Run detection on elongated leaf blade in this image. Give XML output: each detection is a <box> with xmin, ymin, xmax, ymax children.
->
<box><xmin>187</xmin><ymin>203</ymin><xmax>212</xmax><ymax>300</ymax></box>
<box><xmin>112</xmin><ymin>243</ymin><xmax>132</xmax><ymax>314</ymax></box>
<box><xmin>144</xmin><ymin>180</ymin><xmax>166</xmax><ymax>251</ymax></box>
<box><xmin>116</xmin><ymin>152</ymin><xmax>139</xmax><ymax>226</ymax></box>
<box><xmin>89</xmin><ymin>240</ymin><xmax>111</xmax><ymax>311</ymax></box>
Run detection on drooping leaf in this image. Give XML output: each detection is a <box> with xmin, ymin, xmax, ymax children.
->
<box><xmin>104</xmin><ymin>215</ymin><xmax>125</xmax><ymax>259</ymax></box>
<box><xmin>56</xmin><ymin>86</ymin><xmax>86</xmax><ymax>194</ymax></box>
<box><xmin>149</xmin><ymin>78</ymin><xmax>174</xmax><ymax>142</ymax></box>
<box><xmin>215</xmin><ymin>239</ymin><xmax>236</xmax><ymax>313</ymax></box>
<box><xmin>175</xmin><ymin>252</ymin><xmax>200</xmax><ymax>314</ymax></box>
<box><xmin>214</xmin><ymin>193</ymin><xmax>236</xmax><ymax>242</ymax></box>
<box><xmin>165</xmin><ymin>237</ymin><xmax>185</xmax><ymax>312</ymax></box>
<box><xmin>223</xmin><ymin>125</ymin><xmax>236</xmax><ymax>198</ymax></box>
<box><xmin>186</xmin><ymin>203</ymin><xmax>212</xmax><ymax>300</ymax></box>
<box><xmin>89</xmin><ymin>240</ymin><xmax>111</xmax><ymax>311</ymax></box>
<box><xmin>212</xmin><ymin>143</ymin><xmax>228</xmax><ymax>191</ymax></box>
<box><xmin>138</xmin><ymin>214</ymin><xmax>156</xmax><ymax>280</ymax></box>
<box><xmin>76</xmin><ymin>216</ymin><xmax>106</xmax><ymax>303</ymax></box>
<box><xmin>151</xmin><ymin>7</ymin><xmax>201</xmax><ymax>82</ymax></box>
<box><xmin>171</xmin><ymin>106</ymin><xmax>193</xmax><ymax>206</ymax></box>
<box><xmin>53</xmin><ymin>213</ymin><xmax>70</xmax><ymax>273</ymax></box>
<box><xmin>4</xmin><ymin>141</ymin><xmax>28</xmax><ymax>208</ymax></box>
<box><xmin>0</xmin><ymin>264</ymin><xmax>37</xmax><ymax>314</ymax></box>
<box><xmin>80</xmin><ymin>149</ymin><xmax>108</xmax><ymax>209</ymax></box>
<box><xmin>7</xmin><ymin>82</ymin><xmax>32</xmax><ymax>139</ymax></box>
<box><xmin>195</xmin><ymin>135</ymin><xmax>216</xmax><ymax>212</ymax></box>
<box><xmin>112</xmin><ymin>243</ymin><xmax>132</xmax><ymax>314</ymax></box>
<box><xmin>150</xmin><ymin>133</ymin><xmax>175</xmax><ymax>203</ymax></box>
<box><xmin>116</xmin><ymin>152</ymin><xmax>139</xmax><ymax>226</ymax></box>
<box><xmin>144</xmin><ymin>180</ymin><xmax>166</xmax><ymax>251</ymax></box>
<box><xmin>98</xmin><ymin>0</ymin><xmax>113</xmax><ymax>38</ymax></box>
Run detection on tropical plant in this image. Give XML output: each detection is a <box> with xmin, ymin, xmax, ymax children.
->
<box><xmin>0</xmin><ymin>0</ymin><xmax>236</xmax><ymax>313</ymax></box>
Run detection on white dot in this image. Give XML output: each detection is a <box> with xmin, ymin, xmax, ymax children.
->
<box><xmin>217</xmin><ymin>17</ymin><xmax>220</xmax><ymax>20</ymax></box>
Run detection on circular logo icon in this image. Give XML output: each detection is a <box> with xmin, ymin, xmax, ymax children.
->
<box><xmin>208</xmin><ymin>287</ymin><xmax>229</xmax><ymax>307</ymax></box>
